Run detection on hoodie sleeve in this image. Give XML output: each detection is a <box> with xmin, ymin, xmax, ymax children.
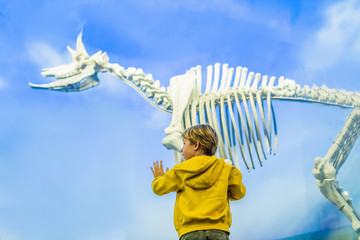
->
<box><xmin>228</xmin><ymin>166</ymin><xmax>246</xmax><ymax>201</ymax></box>
<box><xmin>152</xmin><ymin>169</ymin><xmax>182</xmax><ymax>196</ymax></box>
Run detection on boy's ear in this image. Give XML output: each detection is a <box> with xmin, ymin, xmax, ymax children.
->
<box><xmin>194</xmin><ymin>141</ymin><xmax>200</xmax><ymax>151</ymax></box>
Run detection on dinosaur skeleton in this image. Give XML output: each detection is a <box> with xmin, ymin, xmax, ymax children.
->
<box><xmin>30</xmin><ymin>31</ymin><xmax>360</xmax><ymax>237</ymax></box>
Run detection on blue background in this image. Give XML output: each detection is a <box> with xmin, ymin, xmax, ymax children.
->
<box><xmin>0</xmin><ymin>0</ymin><xmax>359</xmax><ymax>239</ymax></box>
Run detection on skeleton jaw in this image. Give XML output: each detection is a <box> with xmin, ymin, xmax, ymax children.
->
<box><xmin>29</xmin><ymin>30</ymin><xmax>109</xmax><ymax>92</ymax></box>
<box><xmin>30</xmin><ymin>73</ymin><xmax>100</xmax><ymax>92</ymax></box>
<box><xmin>29</xmin><ymin>61</ymin><xmax>102</xmax><ymax>92</ymax></box>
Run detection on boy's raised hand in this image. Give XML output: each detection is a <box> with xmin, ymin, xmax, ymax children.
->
<box><xmin>151</xmin><ymin>160</ymin><xmax>169</xmax><ymax>178</ymax></box>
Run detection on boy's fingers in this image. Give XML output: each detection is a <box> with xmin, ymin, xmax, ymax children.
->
<box><xmin>150</xmin><ymin>167</ymin><xmax>155</xmax><ymax>175</ymax></box>
<box><xmin>160</xmin><ymin>160</ymin><xmax>163</xmax><ymax>169</ymax></box>
<box><xmin>166</xmin><ymin>167</ymin><xmax>169</xmax><ymax>172</ymax></box>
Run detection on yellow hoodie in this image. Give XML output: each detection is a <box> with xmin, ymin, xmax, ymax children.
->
<box><xmin>152</xmin><ymin>155</ymin><xmax>246</xmax><ymax>238</ymax></box>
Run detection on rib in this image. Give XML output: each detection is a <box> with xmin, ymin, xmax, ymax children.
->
<box><xmin>220</xmin><ymin>96</ymin><xmax>234</xmax><ymax>161</ymax></box>
<box><xmin>249</xmin><ymin>73</ymin><xmax>267</xmax><ymax>161</ymax></box>
<box><xmin>211</xmin><ymin>63</ymin><xmax>221</xmax><ymax>93</ymax></box>
<box><xmin>196</xmin><ymin>65</ymin><xmax>202</xmax><ymax>96</ymax></box>
<box><xmin>205</xmin><ymin>65</ymin><xmax>213</xmax><ymax>94</ymax></box>
<box><xmin>198</xmin><ymin>96</ymin><xmax>206</xmax><ymax>124</ymax></box>
<box><xmin>227</xmin><ymin>92</ymin><xmax>249</xmax><ymax>170</ymax></box>
<box><xmin>233</xmin><ymin>67</ymin><xmax>242</xmax><ymax>88</ymax></box>
<box><xmin>210</xmin><ymin>97</ymin><xmax>227</xmax><ymax>159</ymax></box>
<box><xmin>234</xmin><ymin>92</ymin><xmax>255</xmax><ymax>169</ymax></box>
<box><xmin>241</xmin><ymin>92</ymin><xmax>263</xmax><ymax>166</ymax></box>
<box><xmin>219</xmin><ymin>64</ymin><xmax>228</xmax><ymax>92</ymax></box>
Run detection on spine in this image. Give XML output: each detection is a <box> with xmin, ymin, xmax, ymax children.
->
<box><xmin>106</xmin><ymin>63</ymin><xmax>173</xmax><ymax>112</ymax></box>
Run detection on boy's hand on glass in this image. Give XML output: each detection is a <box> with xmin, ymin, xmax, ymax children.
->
<box><xmin>151</xmin><ymin>160</ymin><xmax>169</xmax><ymax>178</ymax></box>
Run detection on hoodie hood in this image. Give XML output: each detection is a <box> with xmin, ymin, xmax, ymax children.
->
<box><xmin>173</xmin><ymin>156</ymin><xmax>225</xmax><ymax>189</ymax></box>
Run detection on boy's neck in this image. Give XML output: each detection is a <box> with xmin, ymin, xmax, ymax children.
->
<box><xmin>194</xmin><ymin>150</ymin><xmax>207</xmax><ymax>157</ymax></box>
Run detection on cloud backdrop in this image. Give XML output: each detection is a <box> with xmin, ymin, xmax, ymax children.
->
<box><xmin>0</xmin><ymin>0</ymin><xmax>359</xmax><ymax>239</ymax></box>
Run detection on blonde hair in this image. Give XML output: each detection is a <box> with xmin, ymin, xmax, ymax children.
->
<box><xmin>181</xmin><ymin>124</ymin><xmax>218</xmax><ymax>156</ymax></box>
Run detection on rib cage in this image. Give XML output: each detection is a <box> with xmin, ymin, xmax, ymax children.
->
<box><xmin>182</xmin><ymin>63</ymin><xmax>278</xmax><ymax>171</ymax></box>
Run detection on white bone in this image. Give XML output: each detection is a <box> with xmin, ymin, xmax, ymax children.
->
<box><xmin>146</xmin><ymin>73</ymin><xmax>153</xmax><ymax>81</ymax></box>
<box><xmin>76</xmin><ymin>30</ymin><xmax>90</xmax><ymax>58</ymax></box>
<box><xmin>162</xmin><ymin>73</ymin><xmax>195</xmax><ymax>153</ymax></box>
<box><xmin>211</xmin><ymin>63</ymin><xmax>221</xmax><ymax>93</ymax></box>
<box><xmin>196</xmin><ymin>65</ymin><xmax>202</xmax><ymax>95</ymax></box>
<box><xmin>205</xmin><ymin>95</ymin><xmax>214</xmax><ymax>127</ymax></box>
<box><xmin>271</xmin><ymin>103</ymin><xmax>278</xmax><ymax>154</ymax></box>
<box><xmin>220</xmin><ymin>96</ymin><xmax>234</xmax><ymax>161</ymax></box>
<box><xmin>219</xmin><ymin>64</ymin><xmax>228</xmax><ymax>92</ymax></box>
<box><xmin>230</xmin><ymin>124</ymin><xmax>241</xmax><ymax>170</ymax></box>
<box><xmin>245</xmin><ymin>72</ymin><xmax>255</xmax><ymax>89</ymax></box>
<box><xmin>268</xmin><ymin>76</ymin><xmax>276</xmax><ymax>88</ymax></box>
<box><xmin>184</xmin><ymin>103</ymin><xmax>192</xmax><ymax>130</ymax></box>
<box><xmin>198</xmin><ymin>97</ymin><xmax>206</xmax><ymax>124</ymax></box>
<box><xmin>227</xmin><ymin>93</ymin><xmax>249</xmax><ymax>170</ymax></box>
<box><xmin>204</xmin><ymin>95</ymin><xmax>222</xmax><ymax>155</ymax></box>
<box><xmin>239</xmin><ymin>67</ymin><xmax>248</xmax><ymax>88</ymax></box>
<box><xmin>313</xmin><ymin>109</ymin><xmax>360</xmax><ymax>235</ymax></box>
<box><xmin>191</xmin><ymin>98</ymin><xmax>198</xmax><ymax>126</ymax></box>
<box><xmin>136</xmin><ymin>68</ymin><xmax>144</xmax><ymax>74</ymax></box>
<box><xmin>251</xmin><ymin>73</ymin><xmax>261</xmax><ymax>90</ymax></box>
<box><xmin>225</xmin><ymin>67</ymin><xmax>234</xmax><ymax>90</ymax></box>
<box><xmin>261</xmin><ymin>75</ymin><xmax>268</xmax><ymax>88</ymax></box>
<box><xmin>210</xmin><ymin>97</ymin><xmax>227</xmax><ymax>159</ymax></box>
<box><xmin>234</xmin><ymin>92</ymin><xmax>255</xmax><ymax>169</ymax></box>
<box><xmin>267</xmin><ymin>91</ymin><xmax>272</xmax><ymax>153</ymax></box>
<box><xmin>66</xmin><ymin>46</ymin><xmax>77</xmax><ymax>59</ymax></box>
<box><xmin>241</xmin><ymin>92</ymin><xmax>263</xmax><ymax>165</ymax></box>
<box><xmin>249</xmin><ymin>90</ymin><xmax>267</xmax><ymax>161</ymax></box>
<box><xmin>256</xmin><ymin>91</ymin><xmax>271</xmax><ymax>154</ymax></box>
<box><xmin>205</xmin><ymin>65</ymin><xmax>213</xmax><ymax>94</ymax></box>
<box><xmin>233</xmin><ymin>66</ymin><xmax>242</xmax><ymax>88</ymax></box>
<box><xmin>278</xmin><ymin>76</ymin><xmax>285</xmax><ymax>87</ymax></box>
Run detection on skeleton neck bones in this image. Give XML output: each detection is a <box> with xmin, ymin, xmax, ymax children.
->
<box><xmin>29</xmin><ymin>32</ymin><xmax>360</xmax><ymax>237</ymax></box>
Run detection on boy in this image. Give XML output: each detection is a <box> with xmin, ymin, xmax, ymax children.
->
<box><xmin>151</xmin><ymin>124</ymin><xmax>246</xmax><ymax>240</ymax></box>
